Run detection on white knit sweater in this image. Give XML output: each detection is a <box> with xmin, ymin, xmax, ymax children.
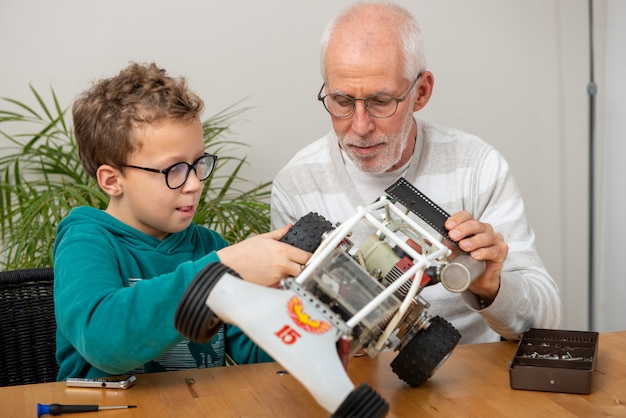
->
<box><xmin>271</xmin><ymin>118</ymin><xmax>561</xmax><ymax>343</ymax></box>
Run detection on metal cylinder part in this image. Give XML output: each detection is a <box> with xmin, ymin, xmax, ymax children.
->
<box><xmin>439</xmin><ymin>254</ymin><xmax>486</xmax><ymax>292</ymax></box>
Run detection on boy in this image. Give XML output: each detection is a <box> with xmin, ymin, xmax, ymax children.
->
<box><xmin>54</xmin><ymin>62</ymin><xmax>310</xmax><ymax>380</ymax></box>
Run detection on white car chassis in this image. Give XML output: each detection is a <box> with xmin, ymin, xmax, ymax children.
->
<box><xmin>175</xmin><ymin>178</ymin><xmax>484</xmax><ymax>417</ymax></box>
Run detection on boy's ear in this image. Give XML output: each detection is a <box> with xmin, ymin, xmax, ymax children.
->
<box><xmin>97</xmin><ymin>164</ymin><xmax>123</xmax><ymax>196</ymax></box>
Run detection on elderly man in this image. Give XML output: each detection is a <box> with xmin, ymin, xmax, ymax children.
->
<box><xmin>271</xmin><ymin>1</ymin><xmax>561</xmax><ymax>344</ymax></box>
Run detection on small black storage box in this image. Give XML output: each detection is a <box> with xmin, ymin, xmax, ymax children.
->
<box><xmin>509</xmin><ymin>328</ymin><xmax>599</xmax><ymax>394</ymax></box>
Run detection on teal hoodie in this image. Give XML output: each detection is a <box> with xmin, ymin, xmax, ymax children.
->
<box><xmin>53</xmin><ymin>206</ymin><xmax>271</xmax><ymax>380</ymax></box>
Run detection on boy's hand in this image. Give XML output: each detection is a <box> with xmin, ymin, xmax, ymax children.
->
<box><xmin>217</xmin><ymin>225</ymin><xmax>311</xmax><ymax>287</ymax></box>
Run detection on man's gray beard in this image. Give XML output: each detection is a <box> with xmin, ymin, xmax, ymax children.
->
<box><xmin>345</xmin><ymin>132</ymin><xmax>403</xmax><ymax>174</ymax></box>
<box><xmin>339</xmin><ymin>116</ymin><xmax>414</xmax><ymax>174</ymax></box>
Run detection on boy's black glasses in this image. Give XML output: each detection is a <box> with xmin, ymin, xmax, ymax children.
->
<box><xmin>124</xmin><ymin>153</ymin><xmax>218</xmax><ymax>190</ymax></box>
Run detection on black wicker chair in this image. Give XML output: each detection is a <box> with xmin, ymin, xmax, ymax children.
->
<box><xmin>0</xmin><ymin>268</ymin><xmax>58</xmax><ymax>386</ymax></box>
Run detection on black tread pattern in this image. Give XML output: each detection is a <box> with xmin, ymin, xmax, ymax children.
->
<box><xmin>280</xmin><ymin>212</ymin><xmax>334</xmax><ymax>252</ymax></box>
<box><xmin>330</xmin><ymin>383</ymin><xmax>389</xmax><ymax>418</ymax></box>
<box><xmin>174</xmin><ymin>263</ymin><xmax>240</xmax><ymax>343</ymax></box>
<box><xmin>390</xmin><ymin>316</ymin><xmax>461</xmax><ymax>387</ymax></box>
<box><xmin>385</xmin><ymin>178</ymin><xmax>450</xmax><ymax>237</ymax></box>
<box><xmin>385</xmin><ymin>177</ymin><xmax>464</xmax><ymax>251</ymax></box>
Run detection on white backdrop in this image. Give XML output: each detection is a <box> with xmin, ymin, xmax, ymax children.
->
<box><xmin>1</xmin><ymin>0</ymin><xmax>622</xmax><ymax>332</ymax></box>
<box><xmin>597</xmin><ymin>0</ymin><xmax>626</xmax><ymax>332</ymax></box>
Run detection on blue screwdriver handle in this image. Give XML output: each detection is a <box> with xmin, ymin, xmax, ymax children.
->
<box><xmin>38</xmin><ymin>403</ymin><xmax>98</xmax><ymax>416</ymax></box>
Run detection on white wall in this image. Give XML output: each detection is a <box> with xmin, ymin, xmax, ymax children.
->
<box><xmin>1</xmin><ymin>0</ymin><xmax>611</xmax><ymax>331</ymax></box>
<box><xmin>597</xmin><ymin>0</ymin><xmax>626</xmax><ymax>332</ymax></box>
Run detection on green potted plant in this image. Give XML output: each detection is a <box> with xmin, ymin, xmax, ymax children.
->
<box><xmin>0</xmin><ymin>86</ymin><xmax>271</xmax><ymax>269</ymax></box>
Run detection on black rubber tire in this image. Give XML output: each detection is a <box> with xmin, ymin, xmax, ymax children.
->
<box><xmin>279</xmin><ymin>212</ymin><xmax>334</xmax><ymax>252</ymax></box>
<box><xmin>330</xmin><ymin>383</ymin><xmax>389</xmax><ymax>418</ymax></box>
<box><xmin>390</xmin><ymin>316</ymin><xmax>461</xmax><ymax>387</ymax></box>
<box><xmin>174</xmin><ymin>262</ymin><xmax>240</xmax><ymax>343</ymax></box>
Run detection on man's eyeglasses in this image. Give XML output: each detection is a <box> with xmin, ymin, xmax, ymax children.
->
<box><xmin>317</xmin><ymin>73</ymin><xmax>423</xmax><ymax>119</ymax></box>
<box><xmin>124</xmin><ymin>153</ymin><xmax>218</xmax><ymax>190</ymax></box>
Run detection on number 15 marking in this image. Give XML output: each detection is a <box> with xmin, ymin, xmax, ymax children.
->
<box><xmin>275</xmin><ymin>325</ymin><xmax>301</xmax><ymax>345</ymax></box>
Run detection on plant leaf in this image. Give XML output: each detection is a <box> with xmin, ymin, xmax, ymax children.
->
<box><xmin>0</xmin><ymin>87</ymin><xmax>271</xmax><ymax>268</ymax></box>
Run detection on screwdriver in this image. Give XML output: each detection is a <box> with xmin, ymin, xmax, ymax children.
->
<box><xmin>37</xmin><ymin>403</ymin><xmax>137</xmax><ymax>416</ymax></box>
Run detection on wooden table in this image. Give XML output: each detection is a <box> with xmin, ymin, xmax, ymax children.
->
<box><xmin>2</xmin><ymin>332</ymin><xmax>625</xmax><ymax>417</ymax></box>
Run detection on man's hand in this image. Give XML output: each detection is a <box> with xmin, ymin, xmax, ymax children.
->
<box><xmin>217</xmin><ymin>225</ymin><xmax>311</xmax><ymax>287</ymax></box>
<box><xmin>445</xmin><ymin>211</ymin><xmax>508</xmax><ymax>305</ymax></box>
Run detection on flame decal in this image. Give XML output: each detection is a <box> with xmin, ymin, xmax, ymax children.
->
<box><xmin>287</xmin><ymin>296</ymin><xmax>331</xmax><ymax>334</ymax></box>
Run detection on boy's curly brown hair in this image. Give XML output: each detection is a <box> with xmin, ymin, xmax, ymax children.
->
<box><xmin>72</xmin><ymin>62</ymin><xmax>204</xmax><ymax>179</ymax></box>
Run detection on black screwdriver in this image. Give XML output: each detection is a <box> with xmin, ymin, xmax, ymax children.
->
<box><xmin>37</xmin><ymin>403</ymin><xmax>137</xmax><ymax>416</ymax></box>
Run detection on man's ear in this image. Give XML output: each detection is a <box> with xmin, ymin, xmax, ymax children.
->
<box><xmin>97</xmin><ymin>164</ymin><xmax>123</xmax><ymax>197</ymax></box>
<box><xmin>413</xmin><ymin>70</ymin><xmax>434</xmax><ymax>112</ymax></box>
